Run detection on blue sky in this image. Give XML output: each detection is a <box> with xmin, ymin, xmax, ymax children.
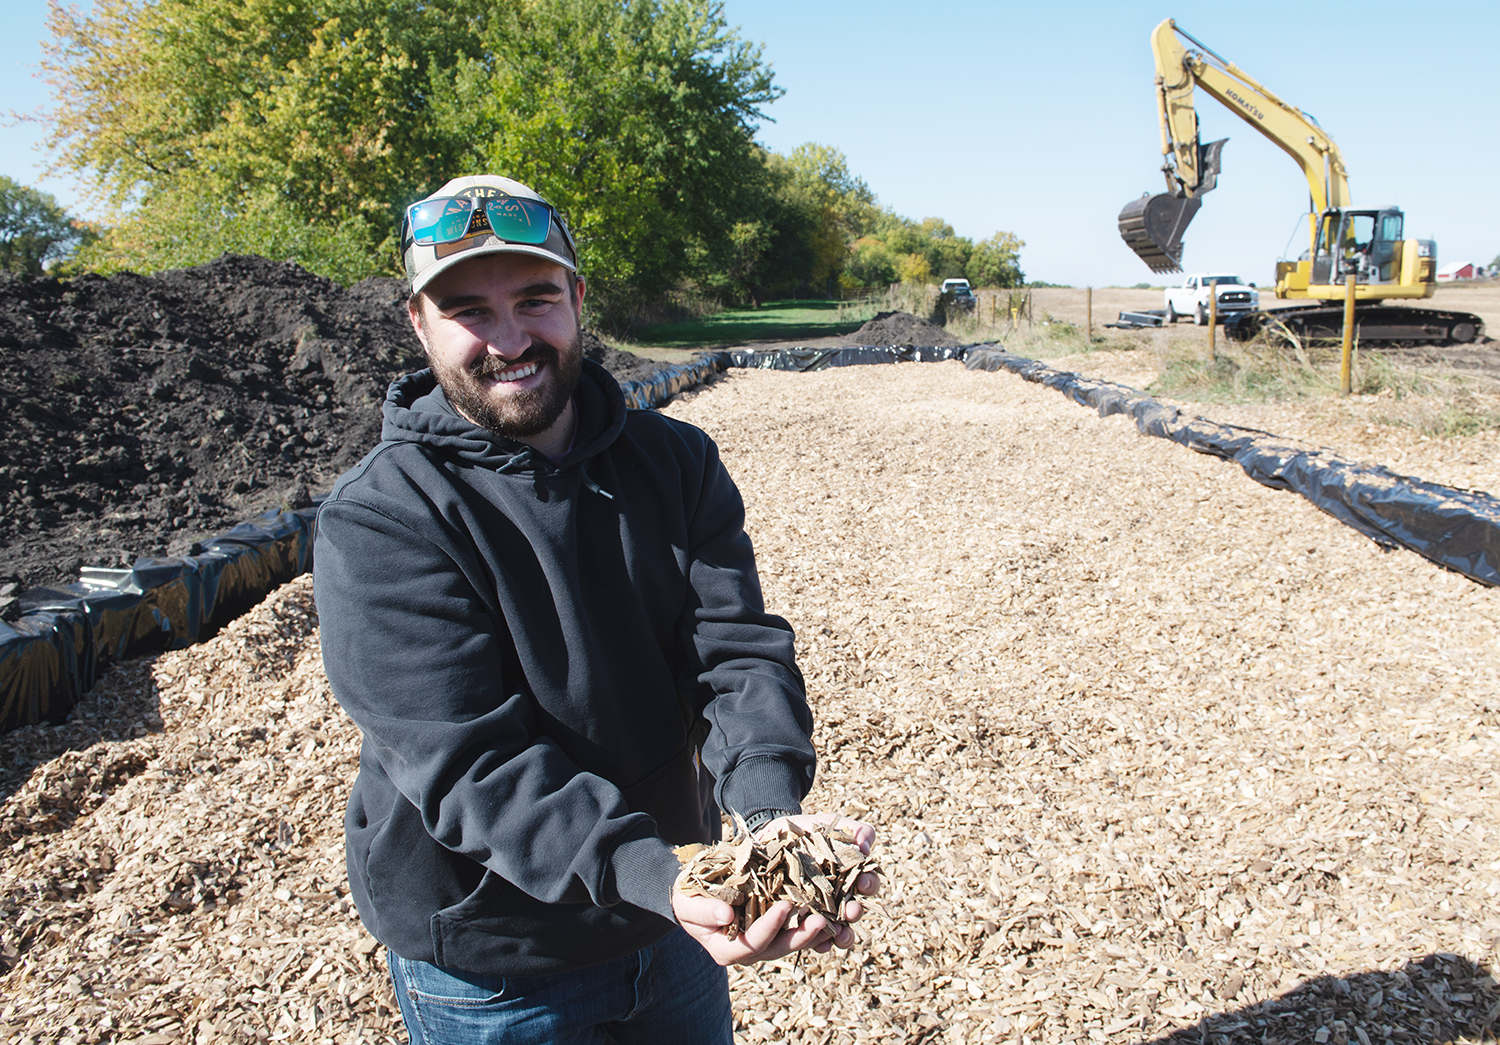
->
<box><xmin>7</xmin><ymin>1</ymin><xmax>1498</xmax><ymax>287</ymax></box>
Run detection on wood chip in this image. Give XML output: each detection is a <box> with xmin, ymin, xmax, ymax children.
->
<box><xmin>677</xmin><ymin>815</ymin><xmax>880</xmax><ymax>940</ymax></box>
<box><xmin>4</xmin><ymin>358</ymin><xmax>1500</xmax><ymax>1043</ymax></box>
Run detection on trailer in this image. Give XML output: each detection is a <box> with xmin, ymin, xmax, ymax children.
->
<box><xmin>1106</xmin><ymin>309</ymin><xmax>1168</xmax><ymax>329</ymax></box>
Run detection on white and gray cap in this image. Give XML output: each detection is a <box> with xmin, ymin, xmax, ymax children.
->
<box><xmin>402</xmin><ymin>175</ymin><xmax>578</xmax><ymax>294</ymax></box>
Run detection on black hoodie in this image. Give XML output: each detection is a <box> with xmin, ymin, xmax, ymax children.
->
<box><xmin>313</xmin><ymin>360</ymin><xmax>814</xmax><ymax>975</ymax></box>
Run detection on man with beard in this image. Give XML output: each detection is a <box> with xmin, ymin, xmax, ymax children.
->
<box><xmin>313</xmin><ymin>175</ymin><xmax>878</xmax><ymax>1045</ymax></box>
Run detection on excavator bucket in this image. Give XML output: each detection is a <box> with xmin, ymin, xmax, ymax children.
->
<box><xmin>1118</xmin><ymin>193</ymin><xmax>1202</xmax><ymax>273</ymax></box>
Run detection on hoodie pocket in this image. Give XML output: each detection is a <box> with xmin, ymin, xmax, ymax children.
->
<box><xmin>620</xmin><ymin>718</ymin><xmax>715</xmax><ymax>845</ymax></box>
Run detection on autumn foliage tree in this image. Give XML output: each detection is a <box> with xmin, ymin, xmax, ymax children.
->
<box><xmin>40</xmin><ymin>0</ymin><xmax>777</xmax><ymax>304</ymax></box>
<box><xmin>846</xmin><ymin>215</ymin><xmax>1025</xmax><ymax>292</ymax></box>
<box><xmin>41</xmin><ymin>0</ymin><xmax>480</xmax><ymax>282</ymax></box>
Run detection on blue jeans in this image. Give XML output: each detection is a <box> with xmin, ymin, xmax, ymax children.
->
<box><xmin>386</xmin><ymin>928</ymin><xmax>733</xmax><ymax>1045</ymax></box>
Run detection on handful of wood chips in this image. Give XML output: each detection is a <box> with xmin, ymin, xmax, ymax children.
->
<box><xmin>674</xmin><ymin>816</ymin><xmax>880</xmax><ymax>940</ymax></box>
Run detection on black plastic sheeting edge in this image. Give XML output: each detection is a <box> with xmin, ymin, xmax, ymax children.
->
<box><xmin>964</xmin><ymin>347</ymin><xmax>1500</xmax><ymax>588</ymax></box>
<box><xmin>1</xmin><ymin>506</ymin><xmax>319</xmax><ymax>734</ymax></box>
<box><xmin>617</xmin><ymin>353</ymin><xmax>731</xmax><ymax>410</ymax></box>
<box><xmin>725</xmin><ymin>344</ymin><xmax>971</xmax><ymax>372</ymax></box>
<box><xmin>612</xmin><ymin>344</ymin><xmax>970</xmax><ymax>409</ymax></box>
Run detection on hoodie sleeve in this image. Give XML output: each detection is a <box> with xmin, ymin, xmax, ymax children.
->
<box><xmin>673</xmin><ymin>435</ymin><xmax>817</xmax><ymax>826</ymax></box>
<box><xmin>314</xmin><ymin>490</ymin><xmax>676</xmax><ymax>916</ymax></box>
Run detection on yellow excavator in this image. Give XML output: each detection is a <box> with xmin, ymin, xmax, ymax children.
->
<box><xmin>1118</xmin><ymin>18</ymin><xmax>1483</xmax><ymax>344</ymax></box>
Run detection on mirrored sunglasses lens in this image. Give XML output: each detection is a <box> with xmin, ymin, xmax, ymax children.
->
<box><xmin>409</xmin><ymin>198</ymin><xmax>476</xmax><ymax>246</ymax></box>
<box><xmin>483</xmin><ymin>198</ymin><xmax>551</xmax><ymax>245</ymax></box>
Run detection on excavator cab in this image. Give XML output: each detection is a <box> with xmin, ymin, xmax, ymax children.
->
<box><xmin>1338</xmin><ymin>211</ymin><xmax>1376</xmax><ymax>278</ymax></box>
<box><xmin>1311</xmin><ymin>207</ymin><xmax>1404</xmax><ymax>285</ymax></box>
<box><xmin>1361</xmin><ymin>209</ymin><xmax>1404</xmax><ymax>283</ymax></box>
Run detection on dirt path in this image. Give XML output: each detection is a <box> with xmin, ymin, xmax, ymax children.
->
<box><xmin>3</xmin><ymin>361</ymin><xmax>1498</xmax><ymax>1044</ymax></box>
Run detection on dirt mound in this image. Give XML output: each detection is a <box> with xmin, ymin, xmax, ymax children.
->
<box><xmin>0</xmin><ymin>255</ymin><xmax>668</xmax><ymax>596</ymax></box>
<box><xmin>842</xmin><ymin>310</ymin><xmax>960</xmax><ymax>347</ymax></box>
<box><xmin>579</xmin><ymin>330</ymin><xmax>665</xmax><ymax>384</ymax></box>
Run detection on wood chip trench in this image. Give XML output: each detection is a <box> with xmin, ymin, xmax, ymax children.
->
<box><xmin>3</xmin><ymin>358</ymin><xmax>1499</xmax><ymax>1044</ymax></box>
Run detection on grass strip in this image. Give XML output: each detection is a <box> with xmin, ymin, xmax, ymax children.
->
<box><xmin>629</xmin><ymin>299</ymin><xmax>875</xmax><ymax>349</ymax></box>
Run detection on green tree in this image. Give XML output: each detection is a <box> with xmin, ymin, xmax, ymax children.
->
<box><xmin>844</xmin><ymin>236</ymin><xmax>899</xmax><ymax>289</ymax></box>
<box><xmin>774</xmin><ymin>144</ymin><xmax>876</xmax><ymax>295</ymax></box>
<box><xmin>694</xmin><ymin>143</ymin><xmax>877</xmax><ymax>305</ymax></box>
<box><xmin>966</xmin><ymin>230</ymin><xmax>1026</xmax><ymax>288</ymax></box>
<box><xmin>0</xmin><ymin>177</ymin><xmax>93</xmax><ymax>275</ymax></box>
<box><xmin>81</xmin><ymin>186</ymin><xmax>378</xmax><ymax>285</ymax></box>
<box><xmin>716</xmin><ymin>219</ymin><xmax>775</xmax><ymax>305</ymax></box>
<box><xmin>698</xmin><ymin>148</ymin><xmax>816</xmax><ymax>306</ymax></box>
<box><xmin>916</xmin><ymin>217</ymin><xmax>970</xmax><ymax>280</ymax></box>
<box><xmin>40</xmin><ymin>0</ymin><xmax>777</xmax><ymax>304</ymax></box>
<box><xmin>442</xmin><ymin>0</ymin><xmax>779</xmax><ymax>309</ymax></box>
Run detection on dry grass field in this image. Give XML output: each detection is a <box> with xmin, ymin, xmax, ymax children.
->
<box><xmin>1428</xmin><ymin>284</ymin><xmax>1500</xmax><ymax>337</ymax></box>
<box><xmin>3</xmin><ymin>339</ymin><xmax>1499</xmax><ymax>1044</ymax></box>
<box><xmin>983</xmin><ymin>282</ymin><xmax>1500</xmax><ymax>339</ymax></box>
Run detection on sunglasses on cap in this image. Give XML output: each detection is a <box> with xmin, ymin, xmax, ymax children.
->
<box><xmin>404</xmin><ymin>194</ymin><xmax>557</xmax><ymax>248</ymax></box>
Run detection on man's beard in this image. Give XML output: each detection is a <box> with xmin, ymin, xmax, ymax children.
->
<box><xmin>432</xmin><ymin>332</ymin><xmax>583</xmax><ymax>441</ymax></box>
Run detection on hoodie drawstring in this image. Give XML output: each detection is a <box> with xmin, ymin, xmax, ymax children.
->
<box><xmin>579</xmin><ymin>460</ymin><xmax>614</xmax><ymax>500</ymax></box>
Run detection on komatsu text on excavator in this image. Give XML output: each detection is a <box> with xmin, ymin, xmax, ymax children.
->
<box><xmin>1118</xmin><ymin>19</ymin><xmax>1483</xmax><ymax>344</ymax></box>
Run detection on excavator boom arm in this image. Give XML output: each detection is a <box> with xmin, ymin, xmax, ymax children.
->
<box><xmin>1151</xmin><ymin>19</ymin><xmax>1349</xmax><ymax>213</ymax></box>
<box><xmin>1120</xmin><ymin>18</ymin><xmax>1359</xmax><ymax>273</ymax></box>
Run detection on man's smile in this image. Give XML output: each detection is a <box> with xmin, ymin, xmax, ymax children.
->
<box><xmin>490</xmin><ymin>361</ymin><xmax>541</xmax><ymax>384</ymax></box>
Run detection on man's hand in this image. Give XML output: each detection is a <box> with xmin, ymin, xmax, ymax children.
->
<box><xmin>673</xmin><ymin>813</ymin><xmax>880</xmax><ymax>967</ymax></box>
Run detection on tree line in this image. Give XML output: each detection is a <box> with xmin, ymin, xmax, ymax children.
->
<box><xmin>0</xmin><ymin>177</ymin><xmax>96</xmax><ymax>277</ymax></box>
<box><xmin>25</xmin><ymin>0</ymin><xmax>1024</xmax><ymax>324</ymax></box>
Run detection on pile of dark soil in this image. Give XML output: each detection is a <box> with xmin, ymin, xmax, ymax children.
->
<box><xmin>0</xmin><ymin>254</ymin><xmax>667</xmax><ymax>601</ymax></box>
<box><xmin>842</xmin><ymin>310</ymin><xmax>961</xmax><ymax>347</ymax></box>
<box><xmin>728</xmin><ymin>310</ymin><xmax>964</xmax><ymax>355</ymax></box>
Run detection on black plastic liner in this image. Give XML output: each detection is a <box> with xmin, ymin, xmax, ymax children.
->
<box><xmin>617</xmin><ymin>354</ymin><xmax>730</xmax><ymax>410</ymax></box>
<box><xmin>614</xmin><ymin>346</ymin><xmax>968</xmax><ymax>409</ymax></box>
<box><xmin>727</xmin><ymin>345</ymin><xmax>968</xmax><ymax>372</ymax></box>
<box><xmin>965</xmin><ymin>347</ymin><xmax>1500</xmax><ymax>587</ymax></box>
<box><xmin>0</xmin><ymin>506</ymin><xmax>319</xmax><ymax>734</ymax></box>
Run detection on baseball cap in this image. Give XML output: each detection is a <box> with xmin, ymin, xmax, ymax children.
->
<box><xmin>401</xmin><ymin>175</ymin><xmax>579</xmax><ymax>294</ymax></box>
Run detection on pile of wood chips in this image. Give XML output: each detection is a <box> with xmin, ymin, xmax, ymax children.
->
<box><xmin>675</xmin><ymin>817</ymin><xmax>879</xmax><ymax>939</ymax></box>
<box><xmin>3</xmin><ymin>355</ymin><xmax>1499</xmax><ymax>1045</ymax></box>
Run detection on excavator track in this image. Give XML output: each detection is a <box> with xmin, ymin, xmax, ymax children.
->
<box><xmin>1224</xmin><ymin>304</ymin><xmax>1486</xmax><ymax>346</ymax></box>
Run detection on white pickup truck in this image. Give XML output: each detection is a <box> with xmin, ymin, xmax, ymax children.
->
<box><xmin>1164</xmin><ymin>273</ymin><xmax>1259</xmax><ymax>325</ymax></box>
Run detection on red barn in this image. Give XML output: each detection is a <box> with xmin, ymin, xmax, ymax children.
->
<box><xmin>1436</xmin><ymin>261</ymin><xmax>1476</xmax><ymax>281</ymax></box>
